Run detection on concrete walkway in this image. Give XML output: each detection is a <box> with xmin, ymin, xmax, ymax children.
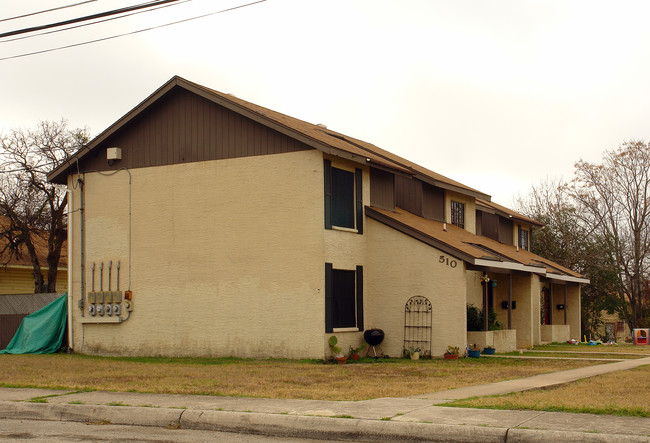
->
<box><xmin>1</xmin><ymin>357</ymin><xmax>649</xmax><ymax>442</ymax></box>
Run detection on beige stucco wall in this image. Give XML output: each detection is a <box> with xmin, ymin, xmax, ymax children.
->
<box><xmin>0</xmin><ymin>267</ymin><xmax>67</xmax><ymax>295</ymax></box>
<box><xmin>465</xmin><ymin>270</ymin><xmax>483</xmax><ymax>308</ymax></box>
<box><xmin>510</xmin><ymin>272</ymin><xmax>535</xmax><ymax>348</ymax></box>
<box><xmin>68</xmin><ymin>150</ymin><xmax>327</xmax><ymax>358</ymax></box>
<box><xmin>444</xmin><ymin>191</ymin><xmax>476</xmax><ymax>234</ymax></box>
<box><xmin>366</xmin><ymin>218</ymin><xmax>467</xmax><ymax>357</ymax></box>
<box><xmin>547</xmin><ymin>282</ymin><xmax>580</xmax><ymax>340</ymax></box>
<box><xmin>541</xmin><ymin>325</ymin><xmax>570</xmax><ymax>343</ymax></box>
<box><xmin>467</xmin><ymin>330</ymin><xmax>516</xmax><ymax>353</ymax></box>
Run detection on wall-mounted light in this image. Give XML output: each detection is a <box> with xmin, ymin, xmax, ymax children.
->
<box><xmin>107</xmin><ymin>147</ymin><xmax>122</xmax><ymax>166</ymax></box>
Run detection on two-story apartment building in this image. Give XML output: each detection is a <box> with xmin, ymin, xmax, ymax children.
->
<box><xmin>48</xmin><ymin>76</ymin><xmax>587</xmax><ymax>358</ymax></box>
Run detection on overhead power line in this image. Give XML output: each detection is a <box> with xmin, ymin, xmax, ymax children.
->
<box><xmin>0</xmin><ymin>0</ymin><xmax>182</xmax><ymax>39</ymax></box>
<box><xmin>2</xmin><ymin>0</ymin><xmax>192</xmax><ymax>44</ymax></box>
<box><xmin>0</xmin><ymin>1</ymin><xmax>99</xmax><ymax>24</ymax></box>
<box><xmin>0</xmin><ymin>0</ymin><xmax>267</xmax><ymax>62</ymax></box>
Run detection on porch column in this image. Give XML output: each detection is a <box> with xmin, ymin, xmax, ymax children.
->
<box><xmin>508</xmin><ymin>273</ymin><xmax>512</xmax><ymax>329</ymax></box>
<box><xmin>564</xmin><ymin>284</ymin><xmax>567</xmax><ymax>325</ymax></box>
<box><xmin>483</xmin><ymin>273</ymin><xmax>488</xmax><ymax>331</ymax></box>
<box><xmin>549</xmin><ymin>283</ymin><xmax>553</xmax><ymax>324</ymax></box>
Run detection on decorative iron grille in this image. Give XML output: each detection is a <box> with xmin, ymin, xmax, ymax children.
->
<box><xmin>403</xmin><ymin>296</ymin><xmax>432</xmax><ymax>357</ymax></box>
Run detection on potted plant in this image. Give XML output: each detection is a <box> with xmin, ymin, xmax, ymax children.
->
<box><xmin>443</xmin><ymin>345</ymin><xmax>459</xmax><ymax>360</ymax></box>
<box><xmin>328</xmin><ymin>336</ymin><xmax>347</xmax><ymax>364</ymax></box>
<box><xmin>482</xmin><ymin>345</ymin><xmax>495</xmax><ymax>355</ymax></box>
<box><xmin>348</xmin><ymin>343</ymin><xmax>365</xmax><ymax>361</ymax></box>
<box><xmin>406</xmin><ymin>346</ymin><xmax>421</xmax><ymax>360</ymax></box>
<box><xmin>468</xmin><ymin>344</ymin><xmax>481</xmax><ymax>358</ymax></box>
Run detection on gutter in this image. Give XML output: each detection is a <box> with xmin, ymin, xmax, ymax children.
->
<box><xmin>545</xmin><ymin>273</ymin><xmax>590</xmax><ymax>284</ymax></box>
<box><xmin>473</xmin><ymin>258</ymin><xmax>547</xmax><ymax>274</ymax></box>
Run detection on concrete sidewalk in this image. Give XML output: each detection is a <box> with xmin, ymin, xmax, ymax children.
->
<box><xmin>1</xmin><ymin>357</ymin><xmax>649</xmax><ymax>442</ymax></box>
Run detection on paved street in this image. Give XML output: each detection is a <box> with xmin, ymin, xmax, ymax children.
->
<box><xmin>1</xmin><ymin>419</ymin><xmax>344</xmax><ymax>443</ymax></box>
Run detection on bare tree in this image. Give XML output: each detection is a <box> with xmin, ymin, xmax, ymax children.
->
<box><xmin>516</xmin><ymin>178</ymin><xmax>622</xmax><ymax>338</ymax></box>
<box><xmin>569</xmin><ymin>140</ymin><xmax>650</xmax><ymax>331</ymax></box>
<box><xmin>0</xmin><ymin>120</ymin><xmax>89</xmax><ymax>293</ymax></box>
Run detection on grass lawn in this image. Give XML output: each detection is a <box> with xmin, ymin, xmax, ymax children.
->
<box><xmin>531</xmin><ymin>343</ymin><xmax>650</xmax><ymax>354</ymax></box>
<box><xmin>0</xmin><ymin>354</ymin><xmax>601</xmax><ymax>401</ymax></box>
<box><xmin>444</xmin><ymin>364</ymin><xmax>650</xmax><ymax>417</ymax></box>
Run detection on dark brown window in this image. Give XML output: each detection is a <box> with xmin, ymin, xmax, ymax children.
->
<box><xmin>451</xmin><ymin>201</ymin><xmax>465</xmax><ymax>229</ymax></box>
<box><xmin>518</xmin><ymin>226</ymin><xmax>529</xmax><ymax>251</ymax></box>
<box><xmin>325</xmin><ymin>264</ymin><xmax>364</xmax><ymax>332</ymax></box>
<box><xmin>331</xmin><ymin>168</ymin><xmax>355</xmax><ymax>228</ymax></box>
<box><xmin>324</xmin><ymin>160</ymin><xmax>363</xmax><ymax>233</ymax></box>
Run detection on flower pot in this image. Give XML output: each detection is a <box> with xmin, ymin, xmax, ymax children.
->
<box><xmin>336</xmin><ymin>356</ymin><xmax>347</xmax><ymax>365</ymax></box>
<box><xmin>468</xmin><ymin>349</ymin><xmax>481</xmax><ymax>358</ymax></box>
<box><xmin>482</xmin><ymin>348</ymin><xmax>495</xmax><ymax>355</ymax></box>
<box><xmin>350</xmin><ymin>354</ymin><xmax>360</xmax><ymax>361</ymax></box>
<box><xmin>410</xmin><ymin>351</ymin><xmax>420</xmax><ymax>360</ymax></box>
<box><xmin>443</xmin><ymin>353</ymin><xmax>458</xmax><ymax>360</ymax></box>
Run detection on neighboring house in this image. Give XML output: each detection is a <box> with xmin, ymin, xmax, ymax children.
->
<box><xmin>598</xmin><ymin>311</ymin><xmax>630</xmax><ymax>342</ymax></box>
<box><xmin>48</xmin><ymin>76</ymin><xmax>588</xmax><ymax>358</ymax></box>
<box><xmin>0</xmin><ymin>216</ymin><xmax>67</xmax><ymax>295</ymax></box>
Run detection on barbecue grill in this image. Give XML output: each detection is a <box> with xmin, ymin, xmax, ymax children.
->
<box><xmin>364</xmin><ymin>328</ymin><xmax>385</xmax><ymax>357</ymax></box>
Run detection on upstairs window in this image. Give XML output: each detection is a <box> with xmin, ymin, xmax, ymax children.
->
<box><xmin>450</xmin><ymin>200</ymin><xmax>465</xmax><ymax>229</ymax></box>
<box><xmin>331</xmin><ymin>167</ymin><xmax>355</xmax><ymax>228</ymax></box>
<box><xmin>324</xmin><ymin>160</ymin><xmax>363</xmax><ymax>233</ymax></box>
<box><xmin>518</xmin><ymin>225</ymin><xmax>529</xmax><ymax>251</ymax></box>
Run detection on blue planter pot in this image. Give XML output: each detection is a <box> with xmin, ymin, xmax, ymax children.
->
<box><xmin>468</xmin><ymin>349</ymin><xmax>481</xmax><ymax>358</ymax></box>
<box><xmin>482</xmin><ymin>348</ymin><xmax>495</xmax><ymax>355</ymax></box>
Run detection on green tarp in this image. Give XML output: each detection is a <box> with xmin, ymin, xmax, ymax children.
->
<box><xmin>0</xmin><ymin>294</ymin><xmax>67</xmax><ymax>354</ymax></box>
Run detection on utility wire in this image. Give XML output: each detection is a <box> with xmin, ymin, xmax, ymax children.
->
<box><xmin>0</xmin><ymin>0</ymin><xmax>181</xmax><ymax>39</ymax></box>
<box><xmin>0</xmin><ymin>0</ymin><xmax>266</xmax><ymax>62</ymax></box>
<box><xmin>2</xmin><ymin>0</ymin><xmax>192</xmax><ymax>44</ymax></box>
<box><xmin>0</xmin><ymin>1</ymin><xmax>98</xmax><ymax>24</ymax></box>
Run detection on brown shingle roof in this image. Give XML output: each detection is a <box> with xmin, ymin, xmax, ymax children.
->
<box><xmin>48</xmin><ymin>76</ymin><xmax>490</xmax><ymax>200</ymax></box>
<box><xmin>366</xmin><ymin>206</ymin><xmax>587</xmax><ymax>283</ymax></box>
<box><xmin>0</xmin><ymin>216</ymin><xmax>67</xmax><ymax>269</ymax></box>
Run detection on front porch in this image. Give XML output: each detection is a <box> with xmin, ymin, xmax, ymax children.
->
<box><xmin>466</xmin><ymin>268</ymin><xmax>583</xmax><ymax>349</ymax></box>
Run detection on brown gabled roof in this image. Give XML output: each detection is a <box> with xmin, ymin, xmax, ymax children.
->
<box><xmin>366</xmin><ymin>206</ymin><xmax>587</xmax><ymax>283</ymax></box>
<box><xmin>476</xmin><ymin>198</ymin><xmax>543</xmax><ymax>227</ymax></box>
<box><xmin>48</xmin><ymin>76</ymin><xmax>489</xmax><ymax>200</ymax></box>
<box><xmin>0</xmin><ymin>216</ymin><xmax>67</xmax><ymax>269</ymax></box>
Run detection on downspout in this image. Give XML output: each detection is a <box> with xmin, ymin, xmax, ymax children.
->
<box><xmin>66</xmin><ymin>189</ymin><xmax>73</xmax><ymax>350</ymax></box>
<box><xmin>79</xmin><ymin>175</ymin><xmax>85</xmax><ymax>318</ymax></box>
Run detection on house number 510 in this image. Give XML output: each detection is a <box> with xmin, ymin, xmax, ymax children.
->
<box><xmin>439</xmin><ymin>255</ymin><xmax>457</xmax><ymax>268</ymax></box>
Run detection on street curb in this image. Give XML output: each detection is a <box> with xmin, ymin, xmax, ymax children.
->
<box><xmin>180</xmin><ymin>409</ymin><xmax>508</xmax><ymax>442</ymax></box>
<box><xmin>0</xmin><ymin>401</ymin><xmax>182</xmax><ymax>428</ymax></box>
<box><xmin>507</xmin><ymin>428</ymin><xmax>650</xmax><ymax>442</ymax></box>
<box><xmin>1</xmin><ymin>401</ymin><xmax>648</xmax><ymax>442</ymax></box>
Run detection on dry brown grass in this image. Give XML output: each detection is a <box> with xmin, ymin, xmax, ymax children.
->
<box><xmin>447</xmin><ymin>364</ymin><xmax>650</xmax><ymax>417</ymax></box>
<box><xmin>0</xmin><ymin>354</ymin><xmax>601</xmax><ymax>401</ymax></box>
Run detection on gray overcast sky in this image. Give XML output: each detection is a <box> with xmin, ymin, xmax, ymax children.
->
<box><xmin>2</xmin><ymin>0</ymin><xmax>649</xmax><ymax>205</ymax></box>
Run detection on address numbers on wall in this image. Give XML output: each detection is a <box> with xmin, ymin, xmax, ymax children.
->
<box><xmin>439</xmin><ymin>255</ymin><xmax>458</xmax><ymax>268</ymax></box>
